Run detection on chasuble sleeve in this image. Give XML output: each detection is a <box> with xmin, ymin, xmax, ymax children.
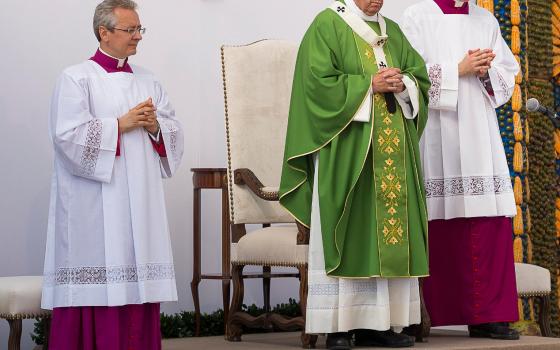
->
<box><xmin>476</xmin><ymin>16</ymin><xmax>519</xmax><ymax>108</ymax></box>
<box><xmin>401</xmin><ymin>10</ymin><xmax>459</xmax><ymax>112</ymax></box>
<box><xmin>153</xmin><ymin>80</ymin><xmax>184</xmax><ymax>178</ymax></box>
<box><xmin>298</xmin><ymin>12</ymin><xmax>374</xmax><ymax>137</ymax></box>
<box><xmin>279</xmin><ymin>10</ymin><xmax>372</xmax><ymax>227</ymax></box>
<box><xmin>49</xmin><ymin>72</ymin><xmax>118</xmax><ymax>183</ymax></box>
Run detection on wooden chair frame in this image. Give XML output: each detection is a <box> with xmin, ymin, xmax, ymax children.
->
<box><xmin>225</xmin><ymin>168</ymin><xmax>318</xmax><ymax>348</ymax></box>
<box><xmin>518</xmin><ymin>292</ymin><xmax>553</xmax><ymax>337</ymax></box>
<box><xmin>2</xmin><ymin>314</ymin><xmax>50</xmax><ymax>350</ymax></box>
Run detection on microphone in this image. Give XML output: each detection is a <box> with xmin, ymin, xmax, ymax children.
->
<box><xmin>526</xmin><ymin>98</ymin><xmax>560</xmax><ymax>127</ymax></box>
<box><xmin>526</xmin><ymin>98</ymin><xmax>558</xmax><ymax>118</ymax></box>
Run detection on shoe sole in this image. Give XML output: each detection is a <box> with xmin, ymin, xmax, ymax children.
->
<box><xmin>469</xmin><ymin>331</ymin><xmax>520</xmax><ymax>340</ymax></box>
<box><xmin>355</xmin><ymin>341</ymin><xmax>414</xmax><ymax>348</ymax></box>
<box><xmin>327</xmin><ymin>345</ymin><xmax>351</xmax><ymax>350</ymax></box>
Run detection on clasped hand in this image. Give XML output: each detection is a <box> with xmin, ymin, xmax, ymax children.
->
<box><xmin>459</xmin><ymin>48</ymin><xmax>496</xmax><ymax>77</ymax></box>
<box><xmin>372</xmin><ymin>68</ymin><xmax>405</xmax><ymax>93</ymax></box>
<box><xmin>118</xmin><ymin>97</ymin><xmax>159</xmax><ymax>134</ymax></box>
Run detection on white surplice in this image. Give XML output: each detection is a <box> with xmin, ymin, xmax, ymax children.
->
<box><xmin>401</xmin><ymin>1</ymin><xmax>518</xmax><ymax>220</ymax></box>
<box><xmin>42</xmin><ymin>60</ymin><xmax>184</xmax><ymax>309</ymax></box>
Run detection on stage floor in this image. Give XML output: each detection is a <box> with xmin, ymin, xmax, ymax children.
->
<box><xmin>162</xmin><ymin>330</ymin><xmax>560</xmax><ymax>350</ymax></box>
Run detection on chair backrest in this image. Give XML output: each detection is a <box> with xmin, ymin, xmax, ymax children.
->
<box><xmin>221</xmin><ymin>40</ymin><xmax>298</xmax><ymax>225</ymax></box>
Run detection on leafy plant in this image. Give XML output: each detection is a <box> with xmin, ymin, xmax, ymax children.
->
<box><xmin>31</xmin><ymin>299</ymin><xmax>301</xmax><ymax>344</ymax></box>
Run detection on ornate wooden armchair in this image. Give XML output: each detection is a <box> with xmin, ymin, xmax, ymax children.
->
<box><xmin>221</xmin><ymin>40</ymin><xmax>317</xmax><ymax>348</ymax></box>
<box><xmin>514</xmin><ymin>263</ymin><xmax>553</xmax><ymax>337</ymax></box>
<box><xmin>0</xmin><ymin>276</ymin><xmax>51</xmax><ymax>350</ymax></box>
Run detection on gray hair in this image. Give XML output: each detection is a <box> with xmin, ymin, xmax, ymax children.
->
<box><xmin>93</xmin><ymin>0</ymin><xmax>138</xmax><ymax>41</ymax></box>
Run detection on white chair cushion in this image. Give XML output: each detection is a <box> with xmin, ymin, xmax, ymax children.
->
<box><xmin>515</xmin><ymin>263</ymin><xmax>551</xmax><ymax>296</ymax></box>
<box><xmin>231</xmin><ymin>226</ymin><xmax>308</xmax><ymax>266</ymax></box>
<box><xmin>0</xmin><ymin>276</ymin><xmax>50</xmax><ymax>318</ymax></box>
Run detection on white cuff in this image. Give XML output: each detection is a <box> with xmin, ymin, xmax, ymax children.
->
<box><xmin>353</xmin><ymin>88</ymin><xmax>372</xmax><ymax>123</ymax></box>
<box><xmin>428</xmin><ymin>63</ymin><xmax>458</xmax><ymax>111</ymax></box>
<box><xmin>395</xmin><ymin>75</ymin><xmax>419</xmax><ymax>119</ymax></box>
<box><xmin>485</xmin><ymin>67</ymin><xmax>515</xmax><ymax>108</ymax></box>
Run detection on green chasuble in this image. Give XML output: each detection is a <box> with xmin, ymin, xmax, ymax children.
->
<box><xmin>279</xmin><ymin>5</ymin><xmax>430</xmax><ymax>278</ymax></box>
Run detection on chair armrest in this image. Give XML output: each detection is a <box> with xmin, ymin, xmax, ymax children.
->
<box><xmin>234</xmin><ymin>168</ymin><xmax>279</xmax><ymax>201</ymax></box>
<box><xmin>296</xmin><ymin>222</ymin><xmax>310</xmax><ymax>245</ymax></box>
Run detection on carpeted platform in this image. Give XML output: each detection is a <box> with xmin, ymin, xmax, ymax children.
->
<box><xmin>162</xmin><ymin>330</ymin><xmax>560</xmax><ymax>350</ymax></box>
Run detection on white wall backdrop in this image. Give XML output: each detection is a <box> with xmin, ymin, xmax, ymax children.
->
<box><xmin>0</xmin><ymin>0</ymin><xmax>421</xmax><ymax>347</ymax></box>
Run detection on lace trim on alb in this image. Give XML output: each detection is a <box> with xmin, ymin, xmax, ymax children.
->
<box><xmin>425</xmin><ymin>175</ymin><xmax>513</xmax><ymax>198</ymax></box>
<box><xmin>79</xmin><ymin>119</ymin><xmax>103</xmax><ymax>176</ymax></box>
<box><xmin>308</xmin><ymin>280</ymin><xmax>379</xmax><ymax>296</ymax></box>
<box><xmin>428</xmin><ymin>64</ymin><xmax>442</xmax><ymax>107</ymax></box>
<box><xmin>44</xmin><ymin>263</ymin><xmax>175</xmax><ymax>286</ymax></box>
<box><xmin>161</xmin><ymin>119</ymin><xmax>179</xmax><ymax>161</ymax></box>
<box><xmin>495</xmin><ymin>70</ymin><xmax>513</xmax><ymax>101</ymax></box>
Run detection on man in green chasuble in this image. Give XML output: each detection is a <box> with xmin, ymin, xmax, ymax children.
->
<box><xmin>279</xmin><ymin>0</ymin><xmax>430</xmax><ymax>348</ymax></box>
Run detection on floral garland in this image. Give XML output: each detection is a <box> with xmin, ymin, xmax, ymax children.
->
<box><xmin>552</xmin><ymin>0</ymin><xmax>560</xmax><ymax>335</ymax></box>
<box><xmin>526</xmin><ymin>0</ymin><xmax>559</xmax><ymax>336</ymax></box>
<box><xmin>480</xmin><ymin>0</ymin><xmax>559</xmax><ymax>335</ymax></box>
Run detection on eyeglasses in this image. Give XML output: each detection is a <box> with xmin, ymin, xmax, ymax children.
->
<box><xmin>112</xmin><ymin>26</ymin><xmax>146</xmax><ymax>35</ymax></box>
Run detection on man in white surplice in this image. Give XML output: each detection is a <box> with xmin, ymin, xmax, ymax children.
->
<box><xmin>402</xmin><ymin>0</ymin><xmax>520</xmax><ymax>340</ymax></box>
<box><xmin>41</xmin><ymin>0</ymin><xmax>184</xmax><ymax>348</ymax></box>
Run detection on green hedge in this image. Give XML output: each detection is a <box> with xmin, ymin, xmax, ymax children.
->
<box><xmin>31</xmin><ymin>298</ymin><xmax>301</xmax><ymax>345</ymax></box>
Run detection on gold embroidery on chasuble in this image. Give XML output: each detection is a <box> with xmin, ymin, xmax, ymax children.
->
<box><xmin>374</xmin><ymin>94</ymin><xmax>405</xmax><ymax>245</ymax></box>
<box><xmin>356</xmin><ymin>26</ymin><xmax>409</xmax><ymax>254</ymax></box>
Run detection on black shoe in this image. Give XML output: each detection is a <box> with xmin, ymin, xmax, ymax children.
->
<box><xmin>402</xmin><ymin>324</ymin><xmax>428</xmax><ymax>342</ymax></box>
<box><xmin>468</xmin><ymin>322</ymin><xmax>520</xmax><ymax>340</ymax></box>
<box><xmin>326</xmin><ymin>332</ymin><xmax>352</xmax><ymax>350</ymax></box>
<box><xmin>353</xmin><ymin>329</ymin><xmax>415</xmax><ymax>348</ymax></box>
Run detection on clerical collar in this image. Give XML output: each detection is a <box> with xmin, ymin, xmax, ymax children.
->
<box><xmin>345</xmin><ymin>0</ymin><xmax>379</xmax><ymax>22</ymax></box>
<box><xmin>90</xmin><ymin>48</ymin><xmax>133</xmax><ymax>73</ymax></box>
<box><xmin>433</xmin><ymin>0</ymin><xmax>469</xmax><ymax>14</ymax></box>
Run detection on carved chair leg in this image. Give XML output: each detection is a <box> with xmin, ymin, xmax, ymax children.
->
<box><xmin>263</xmin><ymin>265</ymin><xmax>271</xmax><ymax>313</ymax></box>
<box><xmin>298</xmin><ymin>265</ymin><xmax>317</xmax><ymax>348</ymax></box>
<box><xmin>7</xmin><ymin>319</ymin><xmax>22</xmax><ymax>350</ymax></box>
<box><xmin>538</xmin><ymin>295</ymin><xmax>552</xmax><ymax>337</ymax></box>
<box><xmin>222</xmin><ymin>278</ymin><xmax>231</xmax><ymax>337</ymax></box>
<box><xmin>43</xmin><ymin>316</ymin><xmax>52</xmax><ymax>350</ymax></box>
<box><xmin>227</xmin><ymin>264</ymin><xmax>245</xmax><ymax>342</ymax></box>
<box><xmin>301</xmin><ymin>332</ymin><xmax>319</xmax><ymax>349</ymax></box>
<box><xmin>190</xmin><ymin>275</ymin><xmax>202</xmax><ymax>336</ymax></box>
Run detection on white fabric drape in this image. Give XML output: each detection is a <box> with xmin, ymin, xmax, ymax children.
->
<box><xmin>306</xmin><ymin>156</ymin><xmax>420</xmax><ymax>333</ymax></box>
<box><xmin>42</xmin><ymin>61</ymin><xmax>184</xmax><ymax>309</ymax></box>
